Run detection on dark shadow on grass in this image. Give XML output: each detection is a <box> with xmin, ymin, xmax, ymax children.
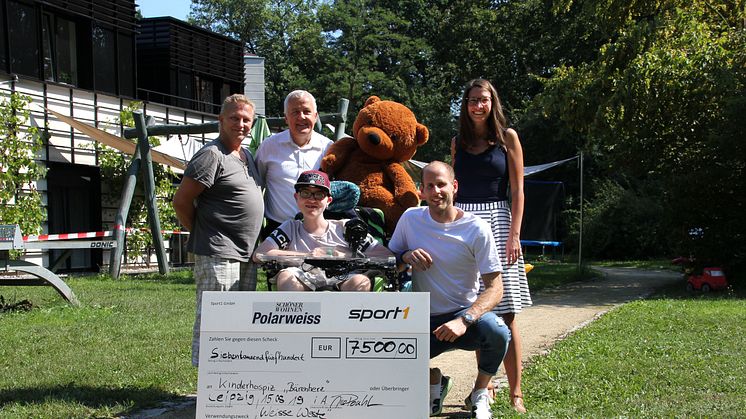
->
<box><xmin>436</xmin><ymin>404</ymin><xmax>472</xmax><ymax>418</ymax></box>
<box><xmin>528</xmin><ymin>267</ymin><xmax>681</xmax><ymax>309</ymax></box>
<box><xmin>0</xmin><ymin>384</ymin><xmax>188</xmax><ymax>416</ymax></box>
<box><xmin>127</xmin><ymin>270</ymin><xmax>194</xmax><ymax>285</ymax></box>
<box><xmin>648</xmin><ymin>280</ymin><xmax>746</xmax><ymax>300</ymax></box>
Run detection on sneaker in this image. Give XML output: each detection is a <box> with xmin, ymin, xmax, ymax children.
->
<box><xmin>430</xmin><ymin>375</ymin><xmax>453</xmax><ymax>416</ymax></box>
<box><xmin>464</xmin><ymin>385</ymin><xmax>494</xmax><ymax>410</ymax></box>
<box><xmin>470</xmin><ymin>388</ymin><xmax>493</xmax><ymax>419</ymax></box>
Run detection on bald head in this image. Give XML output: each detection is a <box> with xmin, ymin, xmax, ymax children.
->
<box><xmin>419</xmin><ymin>161</ymin><xmax>458</xmax><ymax>220</ymax></box>
<box><xmin>421</xmin><ymin>161</ymin><xmax>455</xmax><ymax>184</ymax></box>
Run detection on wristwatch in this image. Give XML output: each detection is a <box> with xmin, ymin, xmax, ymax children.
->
<box><xmin>461</xmin><ymin>313</ymin><xmax>476</xmax><ymax>327</ymax></box>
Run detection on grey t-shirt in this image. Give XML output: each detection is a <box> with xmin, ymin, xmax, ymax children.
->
<box><xmin>184</xmin><ymin>138</ymin><xmax>264</xmax><ymax>261</ymax></box>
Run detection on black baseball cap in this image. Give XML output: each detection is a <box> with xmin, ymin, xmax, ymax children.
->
<box><xmin>295</xmin><ymin>170</ymin><xmax>331</xmax><ymax>194</ymax></box>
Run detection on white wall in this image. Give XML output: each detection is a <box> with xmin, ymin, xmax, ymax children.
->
<box><xmin>244</xmin><ymin>55</ymin><xmax>266</xmax><ymax>115</ymax></box>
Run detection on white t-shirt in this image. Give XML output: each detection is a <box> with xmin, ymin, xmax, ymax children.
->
<box><xmin>389</xmin><ymin>206</ymin><xmax>502</xmax><ymax>315</ymax></box>
<box><xmin>255</xmin><ymin>130</ymin><xmax>333</xmax><ymax>223</ymax></box>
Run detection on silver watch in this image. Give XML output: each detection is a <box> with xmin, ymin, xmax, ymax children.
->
<box><xmin>461</xmin><ymin>313</ymin><xmax>476</xmax><ymax>326</ymax></box>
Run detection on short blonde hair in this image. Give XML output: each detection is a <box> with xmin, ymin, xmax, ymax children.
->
<box><xmin>221</xmin><ymin>94</ymin><xmax>255</xmax><ymax>115</ymax></box>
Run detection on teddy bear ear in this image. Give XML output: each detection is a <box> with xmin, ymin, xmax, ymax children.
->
<box><xmin>416</xmin><ymin>123</ymin><xmax>429</xmax><ymax>146</ymax></box>
<box><xmin>364</xmin><ymin>96</ymin><xmax>381</xmax><ymax>107</ymax></box>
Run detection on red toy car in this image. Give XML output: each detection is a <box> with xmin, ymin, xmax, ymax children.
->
<box><xmin>686</xmin><ymin>267</ymin><xmax>728</xmax><ymax>292</ymax></box>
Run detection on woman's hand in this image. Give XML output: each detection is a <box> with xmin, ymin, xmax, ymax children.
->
<box><xmin>505</xmin><ymin>237</ymin><xmax>522</xmax><ymax>265</ymax></box>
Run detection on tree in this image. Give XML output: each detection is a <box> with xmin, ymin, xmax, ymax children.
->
<box><xmin>189</xmin><ymin>0</ymin><xmax>326</xmax><ymax>116</ymax></box>
<box><xmin>317</xmin><ymin>0</ymin><xmax>454</xmax><ymax>160</ymax></box>
<box><xmin>533</xmin><ymin>0</ymin><xmax>746</xmax><ymax>273</ymax></box>
<box><xmin>0</xmin><ymin>92</ymin><xmax>47</xmax><ymax>236</ymax></box>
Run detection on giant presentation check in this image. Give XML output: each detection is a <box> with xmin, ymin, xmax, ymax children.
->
<box><xmin>197</xmin><ymin>291</ymin><xmax>429</xmax><ymax>419</ymax></box>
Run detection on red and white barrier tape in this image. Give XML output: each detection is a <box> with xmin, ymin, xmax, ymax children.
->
<box><xmin>23</xmin><ymin>231</ymin><xmax>113</xmax><ymax>242</ymax></box>
<box><xmin>23</xmin><ymin>228</ymin><xmax>189</xmax><ymax>242</ymax></box>
<box><xmin>156</xmin><ymin>230</ymin><xmax>190</xmax><ymax>235</ymax></box>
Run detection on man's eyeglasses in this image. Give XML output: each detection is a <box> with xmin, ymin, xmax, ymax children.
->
<box><xmin>467</xmin><ymin>97</ymin><xmax>491</xmax><ymax>107</ymax></box>
<box><xmin>298</xmin><ymin>189</ymin><xmax>328</xmax><ymax>200</ymax></box>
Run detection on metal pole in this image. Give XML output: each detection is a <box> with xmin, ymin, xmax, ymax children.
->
<box><xmin>334</xmin><ymin>98</ymin><xmax>349</xmax><ymax>141</ymax></box>
<box><xmin>109</xmin><ymin>145</ymin><xmax>142</xmax><ymax>279</ymax></box>
<box><xmin>578</xmin><ymin>151</ymin><xmax>584</xmax><ymax>269</ymax></box>
<box><xmin>135</xmin><ymin>113</ymin><xmax>169</xmax><ymax>275</ymax></box>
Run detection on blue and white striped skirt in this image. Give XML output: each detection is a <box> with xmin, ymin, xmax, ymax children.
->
<box><xmin>456</xmin><ymin>200</ymin><xmax>532</xmax><ymax>314</ymax></box>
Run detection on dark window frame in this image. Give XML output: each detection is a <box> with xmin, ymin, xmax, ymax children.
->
<box><xmin>40</xmin><ymin>11</ymin><xmax>79</xmax><ymax>85</ymax></box>
<box><xmin>6</xmin><ymin>0</ymin><xmax>41</xmax><ymax>78</ymax></box>
<box><xmin>1</xmin><ymin>0</ymin><xmax>137</xmax><ymax>97</ymax></box>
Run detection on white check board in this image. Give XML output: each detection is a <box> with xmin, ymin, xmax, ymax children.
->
<box><xmin>197</xmin><ymin>291</ymin><xmax>430</xmax><ymax>419</ymax></box>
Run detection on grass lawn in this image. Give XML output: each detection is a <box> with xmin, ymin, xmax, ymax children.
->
<box><xmin>3</xmin><ymin>262</ymin><xmax>743</xmax><ymax>417</ymax></box>
<box><xmin>0</xmin><ymin>271</ymin><xmax>199</xmax><ymax>418</ymax></box>
<box><xmin>490</xmin><ymin>271</ymin><xmax>746</xmax><ymax>417</ymax></box>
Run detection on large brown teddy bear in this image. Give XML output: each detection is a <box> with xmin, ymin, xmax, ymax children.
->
<box><xmin>321</xmin><ymin>96</ymin><xmax>429</xmax><ymax>235</ymax></box>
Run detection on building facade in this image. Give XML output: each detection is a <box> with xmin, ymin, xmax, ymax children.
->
<box><xmin>1</xmin><ymin>0</ymin><xmax>259</xmax><ymax>271</ymax></box>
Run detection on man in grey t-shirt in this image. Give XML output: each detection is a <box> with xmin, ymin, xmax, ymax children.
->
<box><xmin>173</xmin><ymin>94</ymin><xmax>264</xmax><ymax>366</ymax></box>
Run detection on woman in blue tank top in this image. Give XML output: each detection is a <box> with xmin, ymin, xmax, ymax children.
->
<box><xmin>450</xmin><ymin>79</ymin><xmax>530</xmax><ymax>413</ymax></box>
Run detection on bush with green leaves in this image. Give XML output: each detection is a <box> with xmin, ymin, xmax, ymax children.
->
<box><xmin>0</xmin><ymin>92</ymin><xmax>47</xmax><ymax>236</ymax></box>
<box><xmin>566</xmin><ymin>178</ymin><xmax>672</xmax><ymax>260</ymax></box>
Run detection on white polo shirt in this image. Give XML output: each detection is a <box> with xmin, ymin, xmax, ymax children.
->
<box><xmin>255</xmin><ymin>129</ymin><xmax>333</xmax><ymax>223</ymax></box>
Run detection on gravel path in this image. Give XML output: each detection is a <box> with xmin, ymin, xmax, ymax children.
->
<box><xmin>126</xmin><ymin>267</ymin><xmax>681</xmax><ymax>418</ymax></box>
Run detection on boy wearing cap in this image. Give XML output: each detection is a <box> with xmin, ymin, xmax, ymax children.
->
<box><xmin>253</xmin><ymin>170</ymin><xmax>393</xmax><ymax>291</ymax></box>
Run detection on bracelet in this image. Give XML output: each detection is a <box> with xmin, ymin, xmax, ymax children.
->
<box><xmin>327</xmin><ymin>248</ymin><xmax>334</xmax><ymax>256</ymax></box>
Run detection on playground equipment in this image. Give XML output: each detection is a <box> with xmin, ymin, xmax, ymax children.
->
<box><xmin>0</xmin><ymin>225</ymin><xmax>116</xmax><ymax>305</ymax></box>
<box><xmin>686</xmin><ymin>267</ymin><xmax>728</xmax><ymax>292</ymax></box>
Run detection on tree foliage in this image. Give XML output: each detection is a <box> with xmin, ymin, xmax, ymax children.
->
<box><xmin>0</xmin><ymin>93</ymin><xmax>47</xmax><ymax>236</ymax></box>
<box><xmin>534</xmin><ymin>0</ymin><xmax>746</xmax><ymax>275</ymax></box>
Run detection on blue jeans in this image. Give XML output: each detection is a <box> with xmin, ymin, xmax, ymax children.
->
<box><xmin>430</xmin><ymin>308</ymin><xmax>511</xmax><ymax>376</ymax></box>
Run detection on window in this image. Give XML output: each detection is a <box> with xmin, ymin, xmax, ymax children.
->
<box><xmin>7</xmin><ymin>0</ymin><xmax>39</xmax><ymax>78</ymax></box>
<box><xmin>41</xmin><ymin>13</ymin><xmax>77</xmax><ymax>84</ymax></box>
<box><xmin>177</xmin><ymin>70</ymin><xmax>193</xmax><ymax>108</ymax></box>
<box><xmin>220</xmin><ymin>82</ymin><xmax>232</xmax><ymax>104</ymax></box>
<box><xmin>0</xmin><ymin>4</ymin><xmax>6</xmax><ymax>72</ymax></box>
<box><xmin>194</xmin><ymin>74</ymin><xmax>214</xmax><ymax>113</ymax></box>
<box><xmin>55</xmin><ymin>16</ymin><xmax>78</xmax><ymax>85</ymax></box>
<box><xmin>42</xmin><ymin>13</ymin><xmax>55</xmax><ymax>81</ymax></box>
<box><xmin>92</xmin><ymin>23</ymin><xmax>116</xmax><ymax>94</ymax></box>
<box><xmin>3</xmin><ymin>2</ymin><xmax>135</xmax><ymax>93</ymax></box>
<box><xmin>117</xmin><ymin>33</ymin><xmax>134</xmax><ymax>97</ymax></box>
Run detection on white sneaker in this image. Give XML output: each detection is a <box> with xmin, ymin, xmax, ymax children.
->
<box><xmin>470</xmin><ymin>388</ymin><xmax>493</xmax><ymax>419</ymax></box>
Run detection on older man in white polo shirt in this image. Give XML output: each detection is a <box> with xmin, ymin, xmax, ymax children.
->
<box><xmin>255</xmin><ymin>90</ymin><xmax>333</xmax><ymax>239</ymax></box>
